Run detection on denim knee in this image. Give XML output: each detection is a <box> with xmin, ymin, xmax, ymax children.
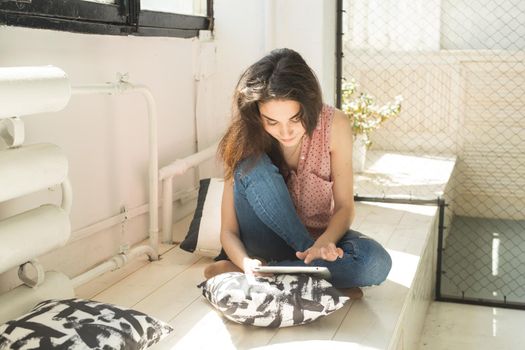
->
<box><xmin>234</xmin><ymin>154</ymin><xmax>278</xmax><ymax>184</ymax></box>
<box><xmin>361</xmin><ymin>239</ymin><xmax>392</xmax><ymax>286</ymax></box>
<box><xmin>330</xmin><ymin>233</ymin><xmax>392</xmax><ymax>288</ymax></box>
<box><xmin>233</xmin><ymin>153</ymin><xmax>314</xmax><ymax>255</ymax></box>
<box><xmin>368</xmin><ymin>241</ymin><xmax>392</xmax><ymax>285</ymax></box>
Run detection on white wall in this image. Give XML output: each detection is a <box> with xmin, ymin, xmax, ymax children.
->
<box><xmin>273</xmin><ymin>0</ymin><xmax>337</xmax><ymax>104</ymax></box>
<box><xmin>0</xmin><ymin>0</ymin><xmax>335</xmax><ymax>293</ymax></box>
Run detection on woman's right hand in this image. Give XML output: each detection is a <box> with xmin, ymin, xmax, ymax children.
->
<box><xmin>242</xmin><ymin>257</ymin><xmax>263</xmax><ymax>275</ymax></box>
<box><xmin>296</xmin><ymin>239</ymin><xmax>343</xmax><ymax>264</ymax></box>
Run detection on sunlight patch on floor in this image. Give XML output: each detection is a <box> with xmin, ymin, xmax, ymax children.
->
<box><xmin>387</xmin><ymin>249</ymin><xmax>420</xmax><ymax>288</ymax></box>
<box><xmin>252</xmin><ymin>339</ymin><xmax>379</xmax><ymax>350</ymax></box>
<box><xmin>173</xmin><ymin>310</ymin><xmax>235</xmax><ymax>349</ymax></box>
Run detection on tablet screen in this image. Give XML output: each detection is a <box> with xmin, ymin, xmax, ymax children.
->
<box><xmin>253</xmin><ymin>266</ymin><xmax>331</xmax><ymax>279</ymax></box>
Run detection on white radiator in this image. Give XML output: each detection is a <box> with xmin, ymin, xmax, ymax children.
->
<box><xmin>0</xmin><ymin>66</ymin><xmax>74</xmax><ymax>322</ymax></box>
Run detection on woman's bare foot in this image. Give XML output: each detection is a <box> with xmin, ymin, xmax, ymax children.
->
<box><xmin>203</xmin><ymin>260</ymin><xmax>242</xmax><ymax>279</ymax></box>
<box><xmin>338</xmin><ymin>287</ymin><xmax>364</xmax><ymax>300</ymax></box>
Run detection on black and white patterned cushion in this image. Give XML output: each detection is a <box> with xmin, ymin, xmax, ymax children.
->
<box><xmin>0</xmin><ymin>298</ymin><xmax>173</xmax><ymax>349</ymax></box>
<box><xmin>199</xmin><ymin>272</ymin><xmax>349</xmax><ymax>328</ymax></box>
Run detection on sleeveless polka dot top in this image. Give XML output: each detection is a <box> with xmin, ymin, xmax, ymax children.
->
<box><xmin>287</xmin><ymin>104</ymin><xmax>334</xmax><ymax>239</ymax></box>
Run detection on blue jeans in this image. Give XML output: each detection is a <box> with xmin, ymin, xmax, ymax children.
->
<box><xmin>230</xmin><ymin>154</ymin><xmax>392</xmax><ymax>288</ymax></box>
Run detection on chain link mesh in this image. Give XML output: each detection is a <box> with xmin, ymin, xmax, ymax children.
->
<box><xmin>341</xmin><ymin>0</ymin><xmax>525</xmax><ymax>306</ymax></box>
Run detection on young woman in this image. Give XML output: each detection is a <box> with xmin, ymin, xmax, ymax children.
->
<box><xmin>204</xmin><ymin>48</ymin><xmax>391</xmax><ymax>293</ymax></box>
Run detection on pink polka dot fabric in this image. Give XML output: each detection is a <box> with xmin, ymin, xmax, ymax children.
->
<box><xmin>287</xmin><ymin>105</ymin><xmax>334</xmax><ymax>239</ymax></box>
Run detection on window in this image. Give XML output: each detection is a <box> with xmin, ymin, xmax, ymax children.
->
<box><xmin>441</xmin><ymin>0</ymin><xmax>525</xmax><ymax>50</ymax></box>
<box><xmin>342</xmin><ymin>0</ymin><xmax>440</xmax><ymax>51</ymax></box>
<box><xmin>141</xmin><ymin>0</ymin><xmax>208</xmax><ymax>17</ymax></box>
<box><xmin>0</xmin><ymin>0</ymin><xmax>213</xmax><ymax>38</ymax></box>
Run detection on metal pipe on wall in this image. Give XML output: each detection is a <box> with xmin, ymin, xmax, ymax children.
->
<box><xmin>61</xmin><ymin>178</ymin><xmax>73</xmax><ymax>214</ymax></box>
<box><xmin>71</xmin><ymin>79</ymin><xmax>159</xmax><ymax>260</ymax></box>
<box><xmin>162</xmin><ymin>179</ymin><xmax>173</xmax><ymax>243</ymax></box>
<box><xmin>0</xmin><ymin>205</ymin><xmax>70</xmax><ymax>275</ymax></box>
<box><xmin>134</xmin><ymin>86</ymin><xmax>159</xmax><ymax>254</ymax></box>
<box><xmin>67</xmin><ymin>78</ymin><xmax>163</xmax><ymax>287</ymax></box>
<box><xmin>159</xmin><ymin>142</ymin><xmax>218</xmax><ymax>243</ymax></box>
<box><xmin>71</xmin><ymin>253</ymin><xmax>127</xmax><ymax>288</ymax></box>
<box><xmin>71</xmin><ymin>242</ymin><xmax>156</xmax><ymax>288</ymax></box>
<box><xmin>0</xmin><ymin>66</ymin><xmax>70</xmax><ymax>120</ymax></box>
<box><xmin>70</xmin><ymin>187</ymin><xmax>196</xmax><ymax>244</ymax></box>
<box><xmin>0</xmin><ymin>271</ymin><xmax>74</xmax><ymax>325</ymax></box>
<box><xmin>0</xmin><ymin>143</ymin><xmax>68</xmax><ymax>203</ymax></box>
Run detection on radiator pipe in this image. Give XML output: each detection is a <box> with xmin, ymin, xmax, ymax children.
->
<box><xmin>70</xmin><ymin>77</ymin><xmax>160</xmax><ymax>288</ymax></box>
<box><xmin>71</xmin><ymin>244</ymin><xmax>156</xmax><ymax>288</ymax></box>
<box><xmin>159</xmin><ymin>142</ymin><xmax>218</xmax><ymax>243</ymax></box>
<box><xmin>71</xmin><ymin>79</ymin><xmax>159</xmax><ymax>260</ymax></box>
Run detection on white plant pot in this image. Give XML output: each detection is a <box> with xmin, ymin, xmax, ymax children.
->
<box><xmin>352</xmin><ymin>134</ymin><xmax>367</xmax><ymax>173</ymax></box>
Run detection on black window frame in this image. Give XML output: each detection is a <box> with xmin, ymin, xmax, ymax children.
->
<box><xmin>0</xmin><ymin>0</ymin><xmax>213</xmax><ymax>38</ymax></box>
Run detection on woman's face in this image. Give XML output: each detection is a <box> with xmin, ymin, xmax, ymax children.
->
<box><xmin>259</xmin><ymin>99</ymin><xmax>306</xmax><ymax>148</ymax></box>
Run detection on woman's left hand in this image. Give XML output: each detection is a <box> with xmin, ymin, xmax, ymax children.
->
<box><xmin>296</xmin><ymin>239</ymin><xmax>343</xmax><ymax>264</ymax></box>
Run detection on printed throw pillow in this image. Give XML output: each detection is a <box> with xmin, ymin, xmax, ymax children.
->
<box><xmin>0</xmin><ymin>298</ymin><xmax>173</xmax><ymax>350</ymax></box>
<box><xmin>199</xmin><ymin>272</ymin><xmax>349</xmax><ymax>328</ymax></box>
<box><xmin>180</xmin><ymin>178</ymin><xmax>223</xmax><ymax>257</ymax></box>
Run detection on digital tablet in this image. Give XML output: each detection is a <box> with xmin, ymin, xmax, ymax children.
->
<box><xmin>252</xmin><ymin>266</ymin><xmax>331</xmax><ymax>279</ymax></box>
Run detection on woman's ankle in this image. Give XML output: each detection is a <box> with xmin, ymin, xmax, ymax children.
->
<box><xmin>203</xmin><ymin>260</ymin><xmax>242</xmax><ymax>279</ymax></box>
<box><xmin>338</xmin><ymin>287</ymin><xmax>364</xmax><ymax>300</ymax></box>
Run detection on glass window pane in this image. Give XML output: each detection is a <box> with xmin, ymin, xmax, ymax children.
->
<box><xmin>82</xmin><ymin>0</ymin><xmax>116</xmax><ymax>4</ymax></box>
<box><xmin>141</xmin><ymin>0</ymin><xmax>207</xmax><ymax>16</ymax></box>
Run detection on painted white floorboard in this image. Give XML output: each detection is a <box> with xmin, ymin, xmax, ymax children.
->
<box><xmin>92</xmin><ymin>247</ymin><xmax>200</xmax><ymax>307</ymax></box>
<box><xmin>75</xmin><ymin>254</ymin><xmax>150</xmax><ymax>300</ymax></box>
<box><xmin>224</xmin><ymin>320</ymin><xmax>279</xmax><ymax>349</ymax></box>
<box><xmin>155</xmin><ymin>298</ymin><xmax>237</xmax><ymax>350</ymax></box>
<box><xmin>75</xmin><ymin>200</ymin><xmax>441</xmax><ymax>350</ymax></box>
<box><xmin>75</xmin><ymin>242</ymin><xmax>174</xmax><ymax>299</ymax></box>
<box><xmin>132</xmin><ymin>257</ymin><xmax>210</xmax><ymax>320</ymax></box>
<box><xmin>153</xmin><ymin>297</ymin><xmax>282</xmax><ymax>350</ymax></box>
<box><xmin>333</xmin><ymin>281</ymin><xmax>408</xmax><ymax>349</ymax></box>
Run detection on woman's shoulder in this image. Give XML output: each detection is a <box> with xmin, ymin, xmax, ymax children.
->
<box><xmin>329</xmin><ymin>107</ymin><xmax>352</xmax><ymax>151</ymax></box>
<box><xmin>321</xmin><ymin>104</ymin><xmax>346</xmax><ymax>121</ymax></box>
<box><xmin>315</xmin><ymin>105</ymin><xmax>351</xmax><ymax>149</ymax></box>
<box><xmin>331</xmin><ymin>107</ymin><xmax>347</xmax><ymax>122</ymax></box>
<box><xmin>325</xmin><ymin>105</ymin><xmax>351</xmax><ymax>134</ymax></box>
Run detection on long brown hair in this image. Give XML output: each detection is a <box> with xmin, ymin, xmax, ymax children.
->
<box><xmin>218</xmin><ymin>48</ymin><xmax>323</xmax><ymax>180</ymax></box>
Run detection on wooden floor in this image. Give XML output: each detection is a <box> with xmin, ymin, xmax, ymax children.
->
<box><xmin>71</xmin><ymin>152</ymin><xmax>458</xmax><ymax>349</ymax></box>
<box><xmin>75</xmin><ymin>199</ymin><xmax>440</xmax><ymax>350</ymax></box>
<box><xmin>75</xmin><ymin>240</ymin><xmax>364</xmax><ymax>349</ymax></box>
